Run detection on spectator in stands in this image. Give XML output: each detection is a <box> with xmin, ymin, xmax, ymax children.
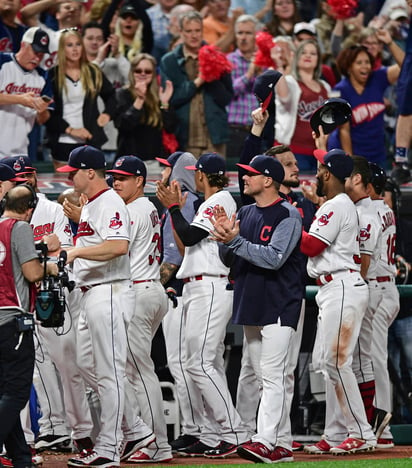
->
<box><xmin>327</xmin><ymin>43</ymin><xmax>401</xmax><ymax>167</ymax></box>
<box><xmin>147</xmin><ymin>0</ymin><xmax>178</xmax><ymax>63</ymax></box>
<box><xmin>168</xmin><ymin>3</ymin><xmax>195</xmax><ymax>47</ymax></box>
<box><xmin>265</xmin><ymin>0</ymin><xmax>301</xmax><ymax>38</ymax></box>
<box><xmin>115</xmin><ymin>53</ymin><xmax>175</xmax><ymax>167</ymax></box>
<box><xmin>160</xmin><ymin>10</ymin><xmax>233</xmax><ymax>157</ymax></box>
<box><xmin>45</xmin><ymin>29</ymin><xmax>116</xmax><ymax>171</ymax></box>
<box><xmin>0</xmin><ymin>0</ymin><xmax>26</xmax><ymax>53</ymax></box>
<box><xmin>227</xmin><ymin>14</ymin><xmax>261</xmax><ymax>159</ymax></box>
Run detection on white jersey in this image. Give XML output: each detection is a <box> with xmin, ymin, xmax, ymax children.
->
<box><xmin>0</xmin><ymin>53</ymin><xmax>51</xmax><ymax>158</ymax></box>
<box><xmin>307</xmin><ymin>193</ymin><xmax>361</xmax><ymax>278</ymax></box>
<box><xmin>371</xmin><ymin>199</ymin><xmax>397</xmax><ymax>278</ymax></box>
<box><xmin>127</xmin><ymin>196</ymin><xmax>161</xmax><ymax>281</ymax></box>
<box><xmin>176</xmin><ymin>190</ymin><xmax>237</xmax><ymax>279</ymax></box>
<box><xmin>355</xmin><ymin>196</ymin><xmax>381</xmax><ymax>280</ymax></box>
<box><xmin>74</xmin><ymin>188</ymin><xmax>131</xmax><ymax>287</ymax></box>
<box><xmin>31</xmin><ymin>193</ymin><xmax>73</xmax><ymax>247</ymax></box>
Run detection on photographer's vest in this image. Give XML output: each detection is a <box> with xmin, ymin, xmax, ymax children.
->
<box><xmin>0</xmin><ymin>218</ymin><xmax>36</xmax><ymax>312</ymax></box>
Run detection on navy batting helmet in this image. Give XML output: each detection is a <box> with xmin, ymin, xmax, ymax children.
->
<box><xmin>369</xmin><ymin>162</ymin><xmax>387</xmax><ymax>195</ymax></box>
<box><xmin>384</xmin><ymin>177</ymin><xmax>401</xmax><ymax>217</ymax></box>
<box><xmin>310</xmin><ymin>97</ymin><xmax>352</xmax><ymax>135</ymax></box>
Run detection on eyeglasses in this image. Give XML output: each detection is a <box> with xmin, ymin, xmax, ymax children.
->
<box><xmin>61</xmin><ymin>27</ymin><xmax>79</xmax><ymax>33</ymax></box>
<box><xmin>134</xmin><ymin>68</ymin><xmax>153</xmax><ymax>75</ymax></box>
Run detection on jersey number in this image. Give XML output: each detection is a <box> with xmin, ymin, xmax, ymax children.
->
<box><xmin>386</xmin><ymin>234</ymin><xmax>396</xmax><ymax>265</ymax></box>
<box><xmin>148</xmin><ymin>233</ymin><xmax>161</xmax><ymax>265</ymax></box>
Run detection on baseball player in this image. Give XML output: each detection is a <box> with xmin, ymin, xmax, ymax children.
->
<box><xmin>0</xmin><ymin>27</ymin><xmax>52</xmax><ymax>158</ymax></box>
<box><xmin>212</xmin><ymin>155</ymin><xmax>304</xmax><ymax>464</ymax></box>
<box><xmin>2</xmin><ymin>155</ymin><xmax>95</xmax><ymax>456</ymax></box>
<box><xmin>58</xmin><ymin>146</ymin><xmax>135</xmax><ymax>468</ymax></box>
<box><xmin>0</xmin><ymin>163</ymin><xmax>27</xmax><ymax>200</ymax></box>
<box><xmin>302</xmin><ymin>149</ymin><xmax>376</xmax><ymax>455</ymax></box>
<box><xmin>156</xmin><ymin>152</ymin><xmax>205</xmax><ymax>453</ymax></box>
<box><xmin>368</xmin><ymin>163</ymin><xmax>399</xmax><ymax>447</ymax></box>
<box><xmin>156</xmin><ymin>153</ymin><xmax>248</xmax><ymax>458</ymax></box>
<box><xmin>107</xmin><ymin>156</ymin><xmax>171</xmax><ymax>463</ymax></box>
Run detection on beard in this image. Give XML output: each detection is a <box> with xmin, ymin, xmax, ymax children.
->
<box><xmin>282</xmin><ymin>178</ymin><xmax>300</xmax><ymax>188</ymax></box>
<box><xmin>316</xmin><ymin>176</ymin><xmax>324</xmax><ymax>197</ymax></box>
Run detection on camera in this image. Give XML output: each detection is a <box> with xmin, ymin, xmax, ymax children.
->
<box><xmin>35</xmin><ymin>246</ymin><xmax>75</xmax><ymax>328</ymax></box>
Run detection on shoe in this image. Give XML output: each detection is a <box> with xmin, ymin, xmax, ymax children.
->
<box><xmin>237</xmin><ymin>442</ymin><xmax>293</xmax><ymax>464</ymax></box>
<box><xmin>292</xmin><ymin>441</ymin><xmax>303</xmax><ymax>451</ymax></box>
<box><xmin>30</xmin><ymin>447</ymin><xmax>43</xmax><ymax>466</ymax></box>
<box><xmin>376</xmin><ymin>438</ymin><xmax>394</xmax><ymax>449</ymax></box>
<box><xmin>391</xmin><ymin>164</ymin><xmax>410</xmax><ymax>185</ymax></box>
<box><xmin>35</xmin><ymin>434</ymin><xmax>72</xmax><ymax>452</ymax></box>
<box><xmin>0</xmin><ymin>456</ymin><xmax>13</xmax><ymax>467</ymax></box>
<box><xmin>204</xmin><ymin>441</ymin><xmax>237</xmax><ymax>458</ymax></box>
<box><xmin>330</xmin><ymin>437</ymin><xmax>376</xmax><ymax>455</ymax></box>
<box><xmin>177</xmin><ymin>440</ymin><xmax>215</xmax><ymax>457</ymax></box>
<box><xmin>371</xmin><ymin>408</ymin><xmax>392</xmax><ymax>439</ymax></box>
<box><xmin>73</xmin><ymin>438</ymin><xmax>94</xmax><ymax>454</ymax></box>
<box><xmin>170</xmin><ymin>434</ymin><xmax>199</xmax><ymax>452</ymax></box>
<box><xmin>126</xmin><ymin>449</ymin><xmax>172</xmax><ymax>463</ymax></box>
<box><xmin>119</xmin><ymin>433</ymin><xmax>156</xmax><ymax>461</ymax></box>
<box><xmin>67</xmin><ymin>450</ymin><xmax>119</xmax><ymax>467</ymax></box>
<box><xmin>304</xmin><ymin>438</ymin><xmax>332</xmax><ymax>454</ymax></box>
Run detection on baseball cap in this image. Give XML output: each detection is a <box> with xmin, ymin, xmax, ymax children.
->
<box><xmin>314</xmin><ymin>149</ymin><xmax>354</xmax><ymax>181</ymax></box>
<box><xmin>119</xmin><ymin>4</ymin><xmax>138</xmax><ymax>18</ymax></box>
<box><xmin>22</xmin><ymin>27</ymin><xmax>50</xmax><ymax>54</ymax></box>
<box><xmin>185</xmin><ymin>153</ymin><xmax>226</xmax><ymax>175</ymax></box>
<box><xmin>57</xmin><ymin>146</ymin><xmax>106</xmax><ymax>172</ymax></box>
<box><xmin>389</xmin><ymin>8</ymin><xmax>408</xmax><ymax>21</ymax></box>
<box><xmin>293</xmin><ymin>22</ymin><xmax>316</xmax><ymax>36</ymax></box>
<box><xmin>0</xmin><ymin>163</ymin><xmax>27</xmax><ymax>182</ymax></box>
<box><xmin>237</xmin><ymin>155</ymin><xmax>285</xmax><ymax>183</ymax></box>
<box><xmin>253</xmin><ymin>69</ymin><xmax>282</xmax><ymax>113</ymax></box>
<box><xmin>156</xmin><ymin>152</ymin><xmax>184</xmax><ymax>168</ymax></box>
<box><xmin>310</xmin><ymin>98</ymin><xmax>352</xmax><ymax>135</ymax></box>
<box><xmin>1</xmin><ymin>155</ymin><xmax>37</xmax><ymax>175</ymax></box>
<box><xmin>107</xmin><ymin>155</ymin><xmax>147</xmax><ymax>179</ymax></box>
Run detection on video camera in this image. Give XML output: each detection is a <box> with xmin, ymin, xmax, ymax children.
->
<box><xmin>35</xmin><ymin>244</ymin><xmax>75</xmax><ymax>327</ymax></box>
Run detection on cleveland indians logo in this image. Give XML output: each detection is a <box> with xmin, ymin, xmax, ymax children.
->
<box><xmin>203</xmin><ymin>206</ymin><xmax>214</xmax><ymax>219</ymax></box>
<box><xmin>359</xmin><ymin>224</ymin><xmax>371</xmax><ymax>241</ymax></box>
<box><xmin>109</xmin><ymin>212</ymin><xmax>123</xmax><ymax>230</ymax></box>
<box><xmin>115</xmin><ymin>157</ymin><xmax>125</xmax><ymax>168</ymax></box>
<box><xmin>13</xmin><ymin>161</ymin><xmax>22</xmax><ymax>172</ymax></box>
<box><xmin>64</xmin><ymin>224</ymin><xmax>72</xmax><ymax>237</ymax></box>
<box><xmin>317</xmin><ymin>211</ymin><xmax>334</xmax><ymax>226</ymax></box>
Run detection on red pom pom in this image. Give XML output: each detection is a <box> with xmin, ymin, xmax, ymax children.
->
<box><xmin>198</xmin><ymin>45</ymin><xmax>233</xmax><ymax>82</ymax></box>
<box><xmin>162</xmin><ymin>130</ymin><xmax>179</xmax><ymax>154</ymax></box>
<box><xmin>327</xmin><ymin>0</ymin><xmax>358</xmax><ymax>20</ymax></box>
<box><xmin>254</xmin><ymin>31</ymin><xmax>276</xmax><ymax>68</ymax></box>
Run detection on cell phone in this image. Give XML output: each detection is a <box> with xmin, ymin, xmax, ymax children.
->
<box><xmin>41</xmin><ymin>95</ymin><xmax>53</xmax><ymax>103</ymax></box>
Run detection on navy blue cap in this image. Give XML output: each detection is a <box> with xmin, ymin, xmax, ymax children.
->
<box><xmin>253</xmin><ymin>69</ymin><xmax>282</xmax><ymax>113</ymax></box>
<box><xmin>185</xmin><ymin>153</ymin><xmax>226</xmax><ymax>175</ymax></box>
<box><xmin>156</xmin><ymin>152</ymin><xmax>184</xmax><ymax>168</ymax></box>
<box><xmin>237</xmin><ymin>155</ymin><xmax>285</xmax><ymax>183</ymax></box>
<box><xmin>57</xmin><ymin>146</ymin><xmax>106</xmax><ymax>172</ymax></box>
<box><xmin>2</xmin><ymin>155</ymin><xmax>36</xmax><ymax>174</ymax></box>
<box><xmin>314</xmin><ymin>148</ymin><xmax>354</xmax><ymax>181</ymax></box>
<box><xmin>0</xmin><ymin>163</ymin><xmax>27</xmax><ymax>182</ymax></box>
<box><xmin>107</xmin><ymin>155</ymin><xmax>147</xmax><ymax>179</ymax></box>
<box><xmin>22</xmin><ymin>27</ymin><xmax>50</xmax><ymax>54</ymax></box>
<box><xmin>310</xmin><ymin>98</ymin><xmax>352</xmax><ymax>135</ymax></box>
<box><xmin>119</xmin><ymin>4</ymin><xmax>138</xmax><ymax>18</ymax></box>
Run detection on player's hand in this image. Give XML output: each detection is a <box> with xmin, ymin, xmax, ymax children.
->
<box><xmin>156</xmin><ymin>179</ymin><xmax>181</xmax><ymax>208</ymax></box>
<box><xmin>211</xmin><ymin>207</ymin><xmax>239</xmax><ymax>243</ymax></box>
<box><xmin>65</xmin><ymin>247</ymin><xmax>77</xmax><ymax>264</ymax></box>
<box><xmin>63</xmin><ymin>198</ymin><xmax>83</xmax><ymax>223</ymax></box>
<box><xmin>301</xmin><ymin>181</ymin><xmax>325</xmax><ymax>206</ymax></box>
<box><xmin>312</xmin><ymin>124</ymin><xmax>328</xmax><ymax>150</ymax></box>
<box><xmin>97</xmin><ymin>112</ymin><xmax>110</xmax><ymax>127</ymax></box>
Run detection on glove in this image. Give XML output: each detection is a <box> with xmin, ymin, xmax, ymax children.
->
<box><xmin>166</xmin><ymin>287</ymin><xmax>178</xmax><ymax>308</ymax></box>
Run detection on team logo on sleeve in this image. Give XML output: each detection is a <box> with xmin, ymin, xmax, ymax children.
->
<box><xmin>109</xmin><ymin>212</ymin><xmax>123</xmax><ymax>230</ymax></box>
<box><xmin>317</xmin><ymin>211</ymin><xmax>334</xmax><ymax>226</ymax></box>
<box><xmin>64</xmin><ymin>224</ymin><xmax>72</xmax><ymax>237</ymax></box>
<box><xmin>359</xmin><ymin>224</ymin><xmax>371</xmax><ymax>241</ymax></box>
<box><xmin>202</xmin><ymin>206</ymin><xmax>214</xmax><ymax>219</ymax></box>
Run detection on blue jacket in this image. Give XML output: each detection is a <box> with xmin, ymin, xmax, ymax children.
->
<box><xmin>160</xmin><ymin>43</ymin><xmax>233</xmax><ymax>148</ymax></box>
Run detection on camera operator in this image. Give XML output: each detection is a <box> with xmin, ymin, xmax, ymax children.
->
<box><xmin>0</xmin><ymin>185</ymin><xmax>57</xmax><ymax>468</ymax></box>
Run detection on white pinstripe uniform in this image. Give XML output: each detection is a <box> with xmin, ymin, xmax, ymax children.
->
<box><xmin>176</xmin><ymin>190</ymin><xmax>248</xmax><ymax>447</ymax></box>
<box><xmin>73</xmin><ymin>188</ymin><xmax>134</xmax><ymax>463</ymax></box>
<box><xmin>123</xmin><ymin>195</ymin><xmax>172</xmax><ymax>461</ymax></box>
<box><xmin>370</xmin><ymin>199</ymin><xmax>399</xmax><ymax>440</ymax></box>
<box><xmin>307</xmin><ymin>193</ymin><xmax>375</xmax><ymax>445</ymax></box>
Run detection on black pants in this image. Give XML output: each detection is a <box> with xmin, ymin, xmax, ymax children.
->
<box><xmin>0</xmin><ymin>321</ymin><xmax>34</xmax><ymax>468</ymax></box>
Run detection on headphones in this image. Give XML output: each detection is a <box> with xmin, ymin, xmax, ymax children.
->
<box><xmin>21</xmin><ymin>183</ymin><xmax>38</xmax><ymax>210</ymax></box>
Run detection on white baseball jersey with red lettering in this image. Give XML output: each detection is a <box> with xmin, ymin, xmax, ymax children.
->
<box><xmin>127</xmin><ymin>196</ymin><xmax>161</xmax><ymax>281</ymax></box>
<box><xmin>306</xmin><ymin>193</ymin><xmax>361</xmax><ymax>278</ymax></box>
<box><xmin>176</xmin><ymin>190</ymin><xmax>237</xmax><ymax>279</ymax></box>
<box><xmin>74</xmin><ymin>188</ymin><xmax>130</xmax><ymax>287</ymax></box>
<box><xmin>372</xmin><ymin>199</ymin><xmax>397</xmax><ymax>278</ymax></box>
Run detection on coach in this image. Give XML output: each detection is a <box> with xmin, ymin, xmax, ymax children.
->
<box><xmin>0</xmin><ymin>185</ymin><xmax>57</xmax><ymax>468</ymax></box>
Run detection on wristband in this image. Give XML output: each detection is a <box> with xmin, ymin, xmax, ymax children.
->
<box><xmin>168</xmin><ymin>203</ymin><xmax>180</xmax><ymax>212</ymax></box>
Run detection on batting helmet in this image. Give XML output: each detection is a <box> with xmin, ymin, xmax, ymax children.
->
<box><xmin>384</xmin><ymin>177</ymin><xmax>401</xmax><ymax>217</ymax></box>
<box><xmin>369</xmin><ymin>162</ymin><xmax>387</xmax><ymax>195</ymax></box>
<box><xmin>310</xmin><ymin>97</ymin><xmax>352</xmax><ymax>135</ymax></box>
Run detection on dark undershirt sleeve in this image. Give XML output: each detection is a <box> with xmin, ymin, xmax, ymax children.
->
<box><xmin>169</xmin><ymin>206</ymin><xmax>209</xmax><ymax>246</ymax></box>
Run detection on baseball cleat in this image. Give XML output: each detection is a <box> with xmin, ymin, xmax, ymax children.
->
<box><xmin>177</xmin><ymin>440</ymin><xmax>215</xmax><ymax>457</ymax></box>
<box><xmin>371</xmin><ymin>408</ymin><xmax>392</xmax><ymax>439</ymax></box>
<box><xmin>237</xmin><ymin>441</ymin><xmax>293</xmax><ymax>463</ymax></box>
<box><xmin>169</xmin><ymin>434</ymin><xmax>199</xmax><ymax>453</ymax></box>
<box><xmin>73</xmin><ymin>437</ymin><xmax>94</xmax><ymax>454</ymax></box>
<box><xmin>119</xmin><ymin>432</ymin><xmax>156</xmax><ymax>461</ymax></box>
<box><xmin>330</xmin><ymin>437</ymin><xmax>376</xmax><ymax>455</ymax></box>
<box><xmin>35</xmin><ymin>434</ymin><xmax>72</xmax><ymax>452</ymax></box>
<box><xmin>376</xmin><ymin>438</ymin><xmax>394</xmax><ymax>449</ymax></box>
<box><xmin>67</xmin><ymin>450</ymin><xmax>119</xmax><ymax>467</ymax></box>
<box><xmin>304</xmin><ymin>438</ymin><xmax>332</xmax><ymax>454</ymax></box>
<box><xmin>204</xmin><ymin>441</ymin><xmax>237</xmax><ymax>458</ymax></box>
<box><xmin>126</xmin><ymin>449</ymin><xmax>172</xmax><ymax>463</ymax></box>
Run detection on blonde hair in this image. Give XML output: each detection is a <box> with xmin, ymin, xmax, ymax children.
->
<box><xmin>56</xmin><ymin>30</ymin><xmax>103</xmax><ymax>98</ymax></box>
<box><xmin>292</xmin><ymin>39</ymin><xmax>322</xmax><ymax>81</ymax></box>
<box><xmin>115</xmin><ymin>16</ymin><xmax>143</xmax><ymax>62</ymax></box>
<box><xmin>128</xmin><ymin>53</ymin><xmax>161</xmax><ymax>128</ymax></box>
